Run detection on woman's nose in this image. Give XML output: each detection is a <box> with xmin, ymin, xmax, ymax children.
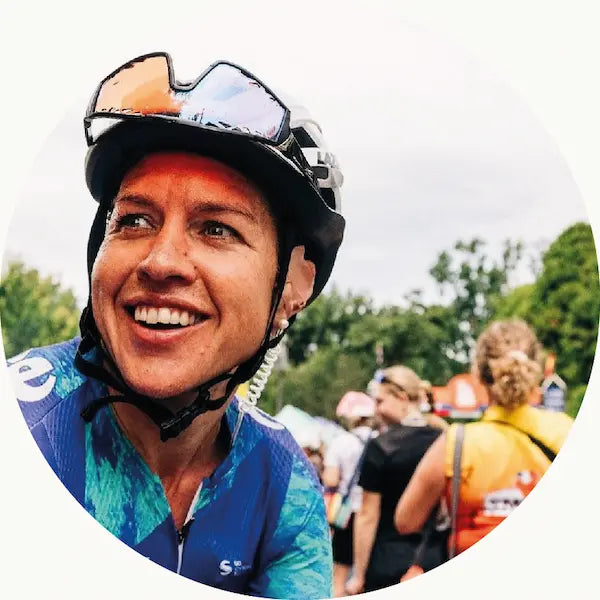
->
<box><xmin>137</xmin><ymin>226</ymin><xmax>196</xmax><ymax>284</ymax></box>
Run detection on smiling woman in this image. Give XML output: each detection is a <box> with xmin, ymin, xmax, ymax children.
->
<box><xmin>8</xmin><ymin>52</ymin><xmax>345</xmax><ymax>600</ymax></box>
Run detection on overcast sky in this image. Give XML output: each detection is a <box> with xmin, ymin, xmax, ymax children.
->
<box><xmin>4</xmin><ymin>22</ymin><xmax>588</xmax><ymax>309</ymax></box>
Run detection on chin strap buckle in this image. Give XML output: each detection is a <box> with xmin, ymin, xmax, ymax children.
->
<box><xmin>158</xmin><ymin>389</ymin><xmax>211</xmax><ymax>442</ymax></box>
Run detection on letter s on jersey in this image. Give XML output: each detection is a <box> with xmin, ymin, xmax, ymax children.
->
<box><xmin>219</xmin><ymin>560</ymin><xmax>233</xmax><ymax>576</ymax></box>
<box><xmin>7</xmin><ymin>350</ymin><xmax>56</xmax><ymax>402</ymax></box>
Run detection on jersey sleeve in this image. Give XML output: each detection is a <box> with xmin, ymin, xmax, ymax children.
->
<box><xmin>247</xmin><ymin>455</ymin><xmax>333</xmax><ymax>599</ymax></box>
<box><xmin>357</xmin><ymin>437</ymin><xmax>385</xmax><ymax>493</ymax></box>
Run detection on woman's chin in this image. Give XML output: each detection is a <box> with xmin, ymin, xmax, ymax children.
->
<box><xmin>122</xmin><ymin>374</ymin><xmax>197</xmax><ymax>401</ymax></box>
<box><xmin>117</xmin><ymin>361</ymin><xmax>235</xmax><ymax>404</ymax></box>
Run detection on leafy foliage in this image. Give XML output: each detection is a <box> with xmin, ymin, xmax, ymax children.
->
<box><xmin>268</xmin><ymin>224</ymin><xmax>597</xmax><ymax>420</ymax></box>
<box><xmin>491</xmin><ymin>284</ymin><xmax>534</xmax><ymax>321</ymax></box>
<box><xmin>488</xmin><ymin>223</ymin><xmax>599</xmax><ymax>417</ymax></box>
<box><xmin>529</xmin><ymin>223</ymin><xmax>599</xmax><ymax>394</ymax></box>
<box><xmin>0</xmin><ymin>261</ymin><xmax>81</xmax><ymax>358</ymax></box>
<box><xmin>262</xmin><ymin>347</ymin><xmax>371</xmax><ymax>420</ymax></box>
<box><xmin>429</xmin><ymin>238</ymin><xmax>523</xmax><ymax>360</ymax></box>
<box><xmin>285</xmin><ymin>288</ymin><xmax>375</xmax><ymax>364</ymax></box>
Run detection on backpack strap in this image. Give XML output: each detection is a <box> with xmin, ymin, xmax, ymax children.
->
<box><xmin>488</xmin><ymin>420</ymin><xmax>557</xmax><ymax>462</ymax></box>
<box><xmin>449</xmin><ymin>423</ymin><xmax>465</xmax><ymax>559</ymax></box>
<box><xmin>340</xmin><ymin>433</ymin><xmax>371</xmax><ymax>501</ymax></box>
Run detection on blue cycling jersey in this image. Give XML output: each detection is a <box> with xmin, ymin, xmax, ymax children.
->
<box><xmin>9</xmin><ymin>338</ymin><xmax>333</xmax><ymax>599</ymax></box>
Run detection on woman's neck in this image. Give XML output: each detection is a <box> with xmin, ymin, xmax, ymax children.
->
<box><xmin>111</xmin><ymin>386</ymin><xmax>231</xmax><ymax>482</ymax></box>
<box><xmin>113</xmin><ymin>387</ymin><xmax>234</xmax><ymax>530</ymax></box>
<box><xmin>399</xmin><ymin>402</ymin><xmax>426</xmax><ymax>426</ymax></box>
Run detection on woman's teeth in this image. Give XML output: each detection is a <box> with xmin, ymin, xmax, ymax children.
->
<box><xmin>134</xmin><ymin>306</ymin><xmax>196</xmax><ymax>327</ymax></box>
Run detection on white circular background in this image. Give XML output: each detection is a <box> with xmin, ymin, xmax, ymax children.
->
<box><xmin>1</xmin><ymin>2</ymin><xmax>598</xmax><ymax>598</ymax></box>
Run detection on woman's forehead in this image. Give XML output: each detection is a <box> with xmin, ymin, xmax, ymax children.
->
<box><xmin>116</xmin><ymin>151</ymin><xmax>273</xmax><ymax>219</ymax></box>
<box><xmin>376</xmin><ymin>382</ymin><xmax>397</xmax><ymax>397</ymax></box>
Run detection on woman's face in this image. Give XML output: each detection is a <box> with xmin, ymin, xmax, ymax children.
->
<box><xmin>374</xmin><ymin>383</ymin><xmax>409</xmax><ymax>425</ymax></box>
<box><xmin>91</xmin><ymin>151</ymin><xmax>279</xmax><ymax>399</ymax></box>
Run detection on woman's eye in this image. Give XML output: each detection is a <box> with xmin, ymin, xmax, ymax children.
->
<box><xmin>114</xmin><ymin>214</ymin><xmax>153</xmax><ymax>230</ymax></box>
<box><xmin>203</xmin><ymin>222</ymin><xmax>237</xmax><ymax>238</ymax></box>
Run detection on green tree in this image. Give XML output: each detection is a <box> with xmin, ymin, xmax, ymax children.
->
<box><xmin>489</xmin><ymin>223</ymin><xmax>599</xmax><ymax>418</ymax></box>
<box><xmin>429</xmin><ymin>238</ymin><xmax>524</xmax><ymax>360</ymax></box>
<box><xmin>261</xmin><ymin>346</ymin><xmax>371</xmax><ymax>420</ymax></box>
<box><xmin>285</xmin><ymin>287</ymin><xmax>375</xmax><ymax>364</ymax></box>
<box><xmin>491</xmin><ymin>283</ymin><xmax>534</xmax><ymax>321</ymax></box>
<box><xmin>343</xmin><ymin>305</ymin><xmax>463</xmax><ymax>385</ymax></box>
<box><xmin>0</xmin><ymin>261</ymin><xmax>81</xmax><ymax>357</ymax></box>
<box><xmin>528</xmin><ymin>223</ymin><xmax>599</xmax><ymax>413</ymax></box>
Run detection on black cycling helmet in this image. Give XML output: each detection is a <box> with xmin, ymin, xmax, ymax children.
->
<box><xmin>76</xmin><ymin>52</ymin><xmax>345</xmax><ymax>440</ymax></box>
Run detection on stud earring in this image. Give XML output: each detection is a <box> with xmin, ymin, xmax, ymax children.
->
<box><xmin>271</xmin><ymin>318</ymin><xmax>290</xmax><ymax>341</ymax></box>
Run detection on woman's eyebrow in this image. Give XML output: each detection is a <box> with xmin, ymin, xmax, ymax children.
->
<box><xmin>112</xmin><ymin>194</ymin><xmax>155</xmax><ymax>209</ymax></box>
<box><xmin>113</xmin><ymin>194</ymin><xmax>261</xmax><ymax>224</ymax></box>
<box><xmin>190</xmin><ymin>200</ymin><xmax>259</xmax><ymax>223</ymax></box>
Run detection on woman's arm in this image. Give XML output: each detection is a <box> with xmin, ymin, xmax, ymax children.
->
<box><xmin>322</xmin><ymin>439</ymin><xmax>342</xmax><ymax>489</ymax></box>
<box><xmin>321</xmin><ymin>465</ymin><xmax>341</xmax><ymax>489</ymax></box>
<box><xmin>394</xmin><ymin>433</ymin><xmax>447</xmax><ymax>534</ymax></box>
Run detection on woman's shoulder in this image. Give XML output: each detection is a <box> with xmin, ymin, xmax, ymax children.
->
<box><xmin>480</xmin><ymin>404</ymin><xmax>573</xmax><ymax>451</ymax></box>
<box><xmin>229</xmin><ymin>400</ymin><xmax>322</xmax><ymax>487</ymax></box>
<box><xmin>7</xmin><ymin>337</ymin><xmax>81</xmax><ymax>372</ymax></box>
<box><xmin>443</xmin><ymin>405</ymin><xmax>573</xmax><ymax>476</ymax></box>
<box><xmin>443</xmin><ymin>421</ymin><xmax>488</xmax><ymax>477</ymax></box>
<box><xmin>527</xmin><ymin>405</ymin><xmax>573</xmax><ymax>429</ymax></box>
<box><xmin>517</xmin><ymin>405</ymin><xmax>573</xmax><ymax>450</ymax></box>
<box><xmin>7</xmin><ymin>337</ymin><xmax>85</xmax><ymax>424</ymax></box>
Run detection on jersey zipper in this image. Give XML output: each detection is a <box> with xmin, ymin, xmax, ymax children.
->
<box><xmin>176</xmin><ymin>482</ymin><xmax>203</xmax><ymax>575</ymax></box>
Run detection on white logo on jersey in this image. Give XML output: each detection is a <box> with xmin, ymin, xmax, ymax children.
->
<box><xmin>7</xmin><ymin>350</ymin><xmax>56</xmax><ymax>403</ymax></box>
<box><xmin>219</xmin><ymin>559</ymin><xmax>249</xmax><ymax>577</ymax></box>
<box><xmin>483</xmin><ymin>487</ymin><xmax>525</xmax><ymax>517</ymax></box>
<box><xmin>219</xmin><ymin>560</ymin><xmax>233</xmax><ymax>576</ymax></box>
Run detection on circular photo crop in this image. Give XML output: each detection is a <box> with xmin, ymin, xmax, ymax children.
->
<box><xmin>2</xmin><ymin>15</ymin><xmax>597</xmax><ymax>600</ymax></box>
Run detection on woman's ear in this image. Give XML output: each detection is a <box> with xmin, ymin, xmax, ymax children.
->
<box><xmin>273</xmin><ymin>246</ymin><xmax>316</xmax><ymax>331</ymax></box>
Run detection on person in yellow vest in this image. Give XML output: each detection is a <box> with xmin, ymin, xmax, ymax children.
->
<box><xmin>394</xmin><ymin>319</ymin><xmax>573</xmax><ymax>556</ymax></box>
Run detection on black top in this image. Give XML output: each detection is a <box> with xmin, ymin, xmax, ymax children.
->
<box><xmin>359</xmin><ymin>424</ymin><xmax>446</xmax><ymax>589</ymax></box>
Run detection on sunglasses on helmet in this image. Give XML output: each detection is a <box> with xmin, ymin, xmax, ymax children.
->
<box><xmin>84</xmin><ymin>52</ymin><xmax>293</xmax><ymax>149</ymax></box>
<box><xmin>373</xmin><ymin>370</ymin><xmax>406</xmax><ymax>394</ymax></box>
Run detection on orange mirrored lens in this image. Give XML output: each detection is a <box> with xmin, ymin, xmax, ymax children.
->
<box><xmin>94</xmin><ymin>55</ymin><xmax>182</xmax><ymax>115</ymax></box>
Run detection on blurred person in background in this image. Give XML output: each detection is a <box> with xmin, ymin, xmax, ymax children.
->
<box><xmin>419</xmin><ymin>380</ymin><xmax>449</xmax><ymax>431</ymax></box>
<box><xmin>395</xmin><ymin>319</ymin><xmax>573</xmax><ymax>556</ymax></box>
<box><xmin>345</xmin><ymin>366</ymin><xmax>448</xmax><ymax>594</ymax></box>
<box><xmin>297</xmin><ymin>427</ymin><xmax>326</xmax><ymax>484</ymax></box>
<box><xmin>307</xmin><ymin>449</ymin><xmax>325</xmax><ymax>484</ymax></box>
<box><xmin>323</xmin><ymin>392</ymin><xmax>376</xmax><ymax>596</ymax></box>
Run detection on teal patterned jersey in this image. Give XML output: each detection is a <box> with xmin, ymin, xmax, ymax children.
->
<box><xmin>9</xmin><ymin>338</ymin><xmax>333</xmax><ymax>599</ymax></box>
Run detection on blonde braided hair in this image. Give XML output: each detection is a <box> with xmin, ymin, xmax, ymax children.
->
<box><xmin>473</xmin><ymin>319</ymin><xmax>543</xmax><ymax>409</ymax></box>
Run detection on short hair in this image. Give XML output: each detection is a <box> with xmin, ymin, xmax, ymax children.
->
<box><xmin>380</xmin><ymin>365</ymin><xmax>422</xmax><ymax>402</ymax></box>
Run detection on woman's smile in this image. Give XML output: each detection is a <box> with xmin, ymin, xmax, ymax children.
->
<box><xmin>125</xmin><ymin>304</ymin><xmax>211</xmax><ymax>346</ymax></box>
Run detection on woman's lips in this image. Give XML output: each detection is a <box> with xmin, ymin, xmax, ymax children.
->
<box><xmin>123</xmin><ymin>306</ymin><xmax>208</xmax><ymax>345</ymax></box>
<box><xmin>131</xmin><ymin>304</ymin><xmax>201</xmax><ymax>327</ymax></box>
